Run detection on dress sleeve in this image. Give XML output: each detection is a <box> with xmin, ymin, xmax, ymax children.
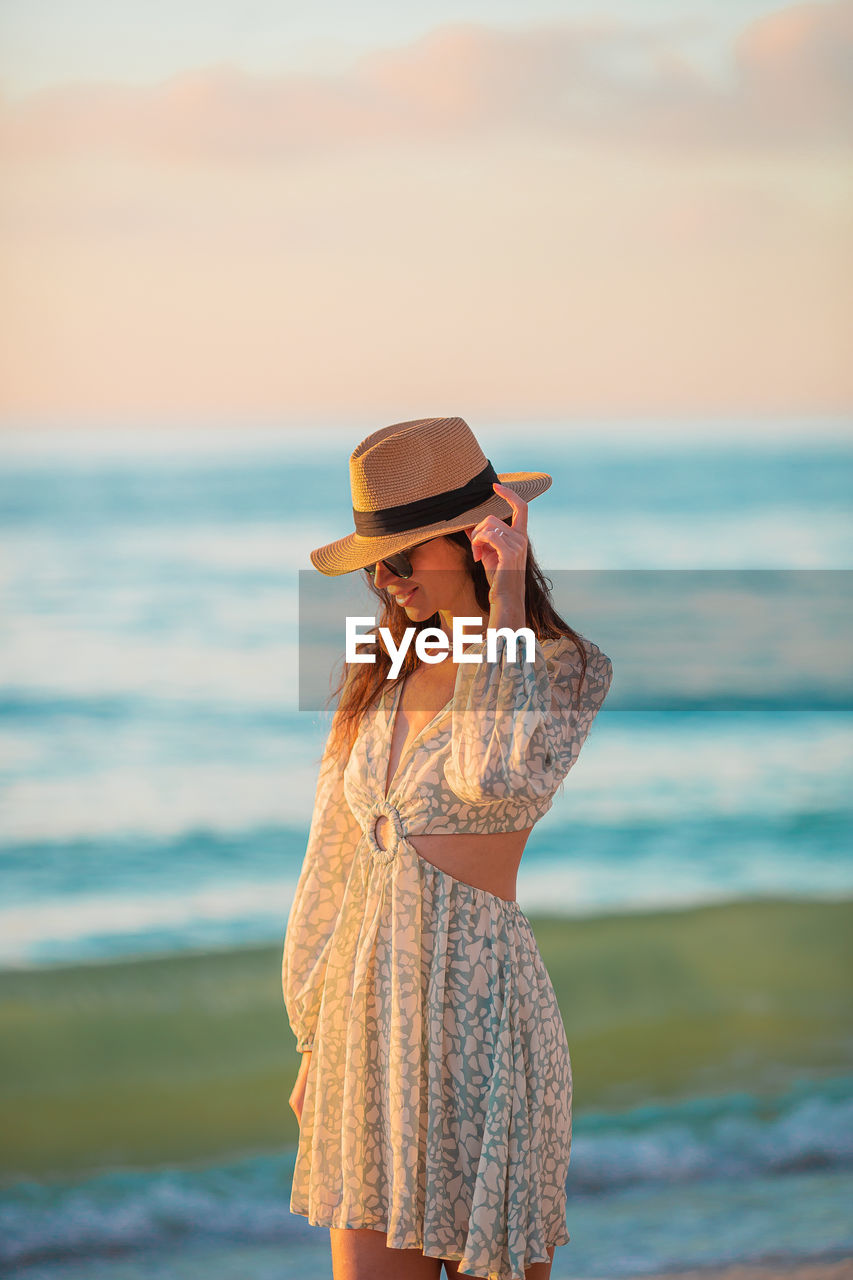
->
<box><xmin>281</xmin><ymin>722</ymin><xmax>364</xmax><ymax>1052</ymax></box>
<box><xmin>443</xmin><ymin>630</ymin><xmax>613</xmax><ymax>804</ymax></box>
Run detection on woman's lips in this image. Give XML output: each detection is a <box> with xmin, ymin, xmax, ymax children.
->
<box><xmin>397</xmin><ymin>587</ymin><xmax>419</xmax><ymax>606</ymax></box>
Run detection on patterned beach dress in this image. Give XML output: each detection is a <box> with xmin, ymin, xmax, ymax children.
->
<box><xmin>282</xmin><ymin>629</ymin><xmax>613</xmax><ymax>1280</ymax></box>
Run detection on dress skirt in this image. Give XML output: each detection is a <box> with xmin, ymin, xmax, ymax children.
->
<box><xmin>290</xmin><ymin>827</ymin><xmax>572</xmax><ymax>1280</ymax></box>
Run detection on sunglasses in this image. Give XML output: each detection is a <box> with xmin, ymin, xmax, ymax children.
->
<box><xmin>363</xmin><ymin>536</ymin><xmax>438</xmax><ymax>581</ymax></box>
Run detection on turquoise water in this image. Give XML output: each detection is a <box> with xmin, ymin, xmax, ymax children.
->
<box><xmin>0</xmin><ymin>426</ymin><xmax>850</xmax><ymax>967</ymax></box>
<box><xmin>3</xmin><ymin>1076</ymin><xmax>852</xmax><ymax>1276</ymax></box>
<box><xmin>1</xmin><ymin>422</ymin><xmax>852</xmax><ymax>1276</ymax></box>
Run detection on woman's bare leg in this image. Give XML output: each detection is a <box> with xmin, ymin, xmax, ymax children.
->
<box><xmin>442</xmin><ymin>1242</ymin><xmax>556</xmax><ymax>1279</ymax></box>
<box><xmin>330</xmin><ymin>1226</ymin><xmax>444</xmax><ymax>1280</ymax></box>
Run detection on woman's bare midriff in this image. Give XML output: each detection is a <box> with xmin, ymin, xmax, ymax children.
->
<box><xmin>373</xmin><ymin>819</ymin><xmax>532</xmax><ymax>902</ymax></box>
<box><xmin>412</xmin><ymin>828</ymin><xmax>533</xmax><ymax>901</ymax></box>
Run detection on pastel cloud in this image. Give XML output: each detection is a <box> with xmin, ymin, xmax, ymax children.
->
<box><xmin>1</xmin><ymin>3</ymin><xmax>850</xmax><ymax>160</ymax></box>
<box><xmin>0</xmin><ymin>2</ymin><xmax>850</xmax><ymax>425</ymax></box>
<box><xmin>731</xmin><ymin>0</ymin><xmax>853</xmax><ymax>142</ymax></box>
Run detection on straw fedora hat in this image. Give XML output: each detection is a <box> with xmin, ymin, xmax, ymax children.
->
<box><xmin>310</xmin><ymin>417</ymin><xmax>552</xmax><ymax>576</ymax></box>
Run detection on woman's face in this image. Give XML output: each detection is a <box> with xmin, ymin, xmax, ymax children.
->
<box><xmin>372</xmin><ymin>532</ymin><xmax>479</xmax><ymax>623</ymax></box>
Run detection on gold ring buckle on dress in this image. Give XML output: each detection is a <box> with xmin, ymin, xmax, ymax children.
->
<box><xmin>364</xmin><ymin>798</ymin><xmax>405</xmax><ymax>865</ymax></box>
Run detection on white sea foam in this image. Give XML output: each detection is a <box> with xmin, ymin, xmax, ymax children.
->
<box><xmin>0</xmin><ymin>756</ymin><xmax>324</xmax><ymax>842</ymax></box>
<box><xmin>0</xmin><ymin>877</ymin><xmax>297</xmax><ymax>966</ymax></box>
<box><xmin>0</xmin><ymin>716</ymin><xmax>849</xmax><ymax>843</ymax></box>
<box><xmin>1</xmin><ymin>844</ymin><xmax>850</xmax><ymax>970</ymax></box>
<box><xmin>0</xmin><ymin>621</ymin><xmax>300</xmax><ymax>703</ymax></box>
<box><xmin>516</xmin><ymin>855</ymin><xmax>853</xmax><ymax>919</ymax></box>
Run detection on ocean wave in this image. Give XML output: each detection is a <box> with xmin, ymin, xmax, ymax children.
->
<box><xmin>0</xmin><ymin>804</ymin><xmax>851</xmax><ymax>967</ymax></box>
<box><xmin>0</xmin><ymin>712</ymin><xmax>849</xmax><ymax>843</ymax></box>
<box><xmin>2</xmin><ymin>1077</ymin><xmax>851</xmax><ymax>1268</ymax></box>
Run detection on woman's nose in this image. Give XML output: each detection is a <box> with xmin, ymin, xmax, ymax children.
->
<box><xmin>375</xmin><ymin>561</ymin><xmax>403</xmax><ymax>589</ymax></box>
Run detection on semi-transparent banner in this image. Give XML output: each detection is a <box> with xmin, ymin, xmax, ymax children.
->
<box><xmin>297</xmin><ymin>569</ymin><xmax>853</xmax><ymax>713</ymax></box>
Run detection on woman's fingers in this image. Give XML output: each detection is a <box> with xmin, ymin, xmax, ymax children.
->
<box><xmin>467</xmin><ymin>483</ymin><xmax>529</xmax><ymax>599</ymax></box>
<box><xmin>289</xmin><ymin>1054</ymin><xmax>311</xmax><ymax>1124</ymax></box>
<box><xmin>493</xmin><ymin>480</ymin><xmax>528</xmax><ymax>540</ymax></box>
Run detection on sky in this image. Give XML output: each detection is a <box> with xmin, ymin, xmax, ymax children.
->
<box><xmin>0</xmin><ymin>0</ymin><xmax>851</xmax><ymax>430</ymax></box>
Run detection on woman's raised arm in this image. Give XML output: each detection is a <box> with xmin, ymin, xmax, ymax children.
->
<box><xmin>443</xmin><ymin>630</ymin><xmax>613</xmax><ymax>804</ymax></box>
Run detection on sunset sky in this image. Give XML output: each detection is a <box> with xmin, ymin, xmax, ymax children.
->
<box><xmin>1</xmin><ymin>0</ymin><xmax>850</xmax><ymax>429</ymax></box>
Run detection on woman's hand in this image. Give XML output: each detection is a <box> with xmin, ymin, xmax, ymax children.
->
<box><xmin>289</xmin><ymin>1050</ymin><xmax>311</xmax><ymax>1126</ymax></box>
<box><xmin>466</xmin><ymin>481</ymin><xmax>528</xmax><ymax>626</ymax></box>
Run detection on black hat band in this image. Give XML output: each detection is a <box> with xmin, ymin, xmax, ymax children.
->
<box><xmin>353</xmin><ymin>460</ymin><xmax>499</xmax><ymax>537</ymax></box>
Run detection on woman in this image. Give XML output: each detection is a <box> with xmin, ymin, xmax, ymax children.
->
<box><xmin>282</xmin><ymin>417</ymin><xmax>613</xmax><ymax>1280</ymax></box>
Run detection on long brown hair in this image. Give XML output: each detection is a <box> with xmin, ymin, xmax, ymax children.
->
<box><xmin>320</xmin><ymin>520</ymin><xmax>588</xmax><ymax>767</ymax></box>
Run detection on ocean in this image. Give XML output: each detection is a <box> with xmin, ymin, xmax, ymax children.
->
<box><xmin>0</xmin><ymin>421</ymin><xmax>851</xmax><ymax>1277</ymax></box>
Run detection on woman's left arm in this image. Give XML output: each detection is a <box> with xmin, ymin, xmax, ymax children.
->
<box><xmin>443</xmin><ymin>629</ymin><xmax>613</xmax><ymax>803</ymax></box>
